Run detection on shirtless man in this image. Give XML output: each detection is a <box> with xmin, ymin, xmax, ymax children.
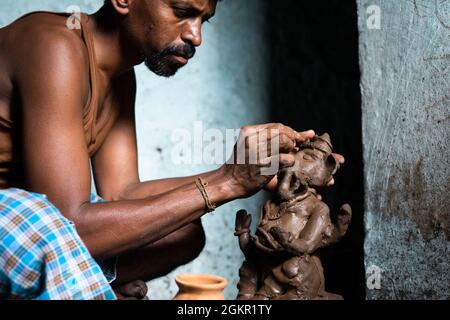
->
<box><xmin>0</xmin><ymin>0</ymin><xmax>343</xmax><ymax>299</ymax></box>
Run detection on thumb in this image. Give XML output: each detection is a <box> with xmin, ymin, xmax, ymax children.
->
<box><xmin>279</xmin><ymin>153</ymin><xmax>295</xmax><ymax>169</ymax></box>
<box><xmin>264</xmin><ymin>176</ymin><xmax>278</xmax><ymax>192</ymax></box>
<box><xmin>295</xmin><ymin>130</ymin><xmax>315</xmax><ymax>143</ymax></box>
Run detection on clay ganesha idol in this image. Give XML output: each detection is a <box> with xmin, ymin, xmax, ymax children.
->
<box><xmin>234</xmin><ymin>133</ymin><xmax>352</xmax><ymax>300</ymax></box>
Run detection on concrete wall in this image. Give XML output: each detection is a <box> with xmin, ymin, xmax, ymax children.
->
<box><xmin>357</xmin><ymin>0</ymin><xmax>449</xmax><ymax>299</ymax></box>
<box><xmin>0</xmin><ymin>0</ymin><xmax>270</xmax><ymax>299</ymax></box>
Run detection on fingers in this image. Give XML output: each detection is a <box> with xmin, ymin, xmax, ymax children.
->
<box><xmin>242</xmin><ymin>124</ymin><xmax>315</xmax><ymax>155</ymax></box>
<box><xmin>115</xmin><ymin>280</ymin><xmax>148</xmax><ymax>299</ymax></box>
<box><xmin>279</xmin><ymin>153</ymin><xmax>295</xmax><ymax>169</ymax></box>
<box><xmin>295</xmin><ymin>130</ymin><xmax>315</xmax><ymax>143</ymax></box>
<box><xmin>259</xmin><ymin>154</ymin><xmax>295</xmax><ymax>170</ymax></box>
<box><xmin>244</xmin><ymin>128</ymin><xmax>294</xmax><ymax>155</ymax></box>
<box><xmin>263</xmin><ymin>176</ymin><xmax>278</xmax><ymax>192</ymax></box>
<box><xmin>267</xmin><ymin>126</ymin><xmax>314</xmax><ymax>152</ymax></box>
<box><xmin>262</xmin><ymin>124</ymin><xmax>314</xmax><ymax>145</ymax></box>
<box><xmin>278</xmin><ymin>133</ymin><xmax>296</xmax><ymax>153</ymax></box>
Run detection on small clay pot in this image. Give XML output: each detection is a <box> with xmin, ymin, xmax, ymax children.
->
<box><xmin>174</xmin><ymin>274</ymin><xmax>228</xmax><ymax>300</ymax></box>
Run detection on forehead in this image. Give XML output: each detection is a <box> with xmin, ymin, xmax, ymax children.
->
<box><xmin>168</xmin><ymin>0</ymin><xmax>217</xmax><ymax>12</ymax></box>
<box><xmin>295</xmin><ymin>148</ymin><xmax>326</xmax><ymax>162</ymax></box>
<box><xmin>299</xmin><ymin>147</ymin><xmax>322</xmax><ymax>154</ymax></box>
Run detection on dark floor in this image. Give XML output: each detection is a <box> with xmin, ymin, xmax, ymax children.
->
<box><xmin>268</xmin><ymin>0</ymin><xmax>366</xmax><ymax>299</ymax></box>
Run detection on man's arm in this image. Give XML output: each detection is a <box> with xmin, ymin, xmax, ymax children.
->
<box><xmin>16</xmin><ymin>31</ymin><xmax>309</xmax><ymax>261</ymax></box>
<box><xmin>15</xmin><ymin>33</ymin><xmax>239</xmax><ymax>260</ymax></box>
<box><xmin>91</xmin><ymin>70</ymin><xmax>218</xmax><ymax>201</ymax></box>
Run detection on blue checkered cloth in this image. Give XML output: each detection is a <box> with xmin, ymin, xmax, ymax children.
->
<box><xmin>0</xmin><ymin>188</ymin><xmax>117</xmax><ymax>300</ymax></box>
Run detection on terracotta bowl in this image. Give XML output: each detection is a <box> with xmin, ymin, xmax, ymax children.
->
<box><xmin>174</xmin><ymin>273</ymin><xmax>228</xmax><ymax>300</ymax></box>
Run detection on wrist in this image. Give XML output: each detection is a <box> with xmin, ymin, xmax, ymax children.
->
<box><xmin>213</xmin><ymin>166</ymin><xmax>247</xmax><ymax>200</ymax></box>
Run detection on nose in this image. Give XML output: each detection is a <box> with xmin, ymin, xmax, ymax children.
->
<box><xmin>181</xmin><ymin>18</ymin><xmax>202</xmax><ymax>47</ymax></box>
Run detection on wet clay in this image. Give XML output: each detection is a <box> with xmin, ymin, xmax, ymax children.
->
<box><xmin>235</xmin><ymin>133</ymin><xmax>352</xmax><ymax>300</ymax></box>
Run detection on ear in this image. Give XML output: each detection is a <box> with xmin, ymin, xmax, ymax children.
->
<box><xmin>109</xmin><ymin>0</ymin><xmax>132</xmax><ymax>15</ymax></box>
<box><xmin>326</xmin><ymin>154</ymin><xmax>339</xmax><ymax>175</ymax></box>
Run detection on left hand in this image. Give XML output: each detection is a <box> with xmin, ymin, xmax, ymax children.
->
<box><xmin>113</xmin><ymin>280</ymin><xmax>149</xmax><ymax>300</ymax></box>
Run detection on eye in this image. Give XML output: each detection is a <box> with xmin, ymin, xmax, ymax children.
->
<box><xmin>173</xmin><ymin>6</ymin><xmax>201</xmax><ymax>20</ymax></box>
<box><xmin>174</xmin><ymin>7</ymin><xmax>191</xmax><ymax>19</ymax></box>
<box><xmin>303</xmin><ymin>154</ymin><xmax>314</xmax><ymax>161</ymax></box>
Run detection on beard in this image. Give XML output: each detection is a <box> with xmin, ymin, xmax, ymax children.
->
<box><xmin>144</xmin><ymin>42</ymin><xmax>196</xmax><ymax>77</ymax></box>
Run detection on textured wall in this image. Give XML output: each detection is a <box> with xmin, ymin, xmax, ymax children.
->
<box><xmin>357</xmin><ymin>0</ymin><xmax>449</xmax><ymax>299</ymax></box>
<box><xmin>0</xmin><ymin>0</ymin><xmax>270</xmax><ymax>300</ymax></box>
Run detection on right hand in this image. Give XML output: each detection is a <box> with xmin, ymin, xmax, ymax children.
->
<box><xmin>221</xmin><ymin>123</ymin><xmax>315</xmax><ymax>197</ymax></box>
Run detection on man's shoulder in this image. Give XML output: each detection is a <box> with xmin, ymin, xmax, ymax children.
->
<box><xmin>3</xmin><ymin>12</ymin><xmax>89</xmax><ymax>78</ymax></box>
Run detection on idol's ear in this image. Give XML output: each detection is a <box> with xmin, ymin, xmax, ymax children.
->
<box><xmin>326</xmin><ymin>153</ymin><xmax>339</xmax><ymax>175</ymax></box>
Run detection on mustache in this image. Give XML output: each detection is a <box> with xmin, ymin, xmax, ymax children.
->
<box><xmin>162</xmin><ymin>43</ymin><xmax>196</xmax><ymax>60</ymax></box>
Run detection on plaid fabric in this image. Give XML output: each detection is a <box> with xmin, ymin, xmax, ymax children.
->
<box><xmin>0</xmin><ymin>188</ymin><xmax>116</xmax><ymax>300</ymax></box>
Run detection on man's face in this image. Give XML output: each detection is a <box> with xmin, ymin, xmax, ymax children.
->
<box><xmin>128</xmin><ymin>0</ymin><xmax>216</xmax><ymax>77</ymax></box>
